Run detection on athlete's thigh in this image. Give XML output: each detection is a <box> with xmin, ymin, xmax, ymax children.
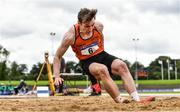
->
<box><xmin>102</xmin><ymin>52</ymin><xmax>118</xmax><ymax>75</ymax></box>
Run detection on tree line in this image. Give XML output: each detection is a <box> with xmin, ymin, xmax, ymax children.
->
<box><xmin>0</xmin><ymin>45</ymin><xmax>180</xmax><ymax>81</ymax></box>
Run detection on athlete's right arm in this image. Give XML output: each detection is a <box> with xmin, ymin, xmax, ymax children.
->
<box><xmin>53</xmin><ymin>26</ymin><xmax>75</xmax><ymax>85</ymax></box>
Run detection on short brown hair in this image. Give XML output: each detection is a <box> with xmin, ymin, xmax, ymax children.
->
<box><xmin>78</xmin><ymin>8</ymin><xmax>97</xmax><ymax>23</ymax></box>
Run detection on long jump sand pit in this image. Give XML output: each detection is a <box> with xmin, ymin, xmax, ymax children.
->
<box><xmin>0</xmin><ymin>95</ymin><xmax>180</xmax><ymax>111</ymax></box>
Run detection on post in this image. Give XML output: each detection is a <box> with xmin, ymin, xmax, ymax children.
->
<box><xmin>175</xmin><ymin>60</ymin><xmax>177</xmax><ymax>80</ymax></box>
<box><xmin>158</xmin><ymin>60</ymin><xmax>164</xmax><ymax>80</ymax></box>
<box><xmin>50</xmin><ymin>32</ymin><xmax>56</xmax><ymax>56</ymax></box>
<box><xmin>86</xmin><ymin>75</ymin><xmax>89</xmax><ymax>88</ymax></box>
<box><xmin>166</xmin><ymin>59</ymin><xmax>170</xmax><ymax>80</ymax></box>
<box><xmin>132</xmin><ymin>38</ymin><xmax>139</xmax><ymax>88</ymax></box>
<box><xmin>45</xmin><ymin>52</ymin><xmax>56</xmax><ymax>95</ymax></box>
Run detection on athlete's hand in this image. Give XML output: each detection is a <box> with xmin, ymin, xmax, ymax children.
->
<box><xmin>54</xmin><ymin>76</ymin><xmax>64</xmax><ymax>85</ymax></box>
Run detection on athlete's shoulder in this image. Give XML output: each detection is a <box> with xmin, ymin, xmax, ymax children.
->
<box><xmin>63</xmin><ymin>26</ymin><xmax>75</xmax><ymax>45</ymax></box>
<box><xmin>95</xmin><ymin>21</ymin><xmax>104</xmax><ymax>33</ymax></box>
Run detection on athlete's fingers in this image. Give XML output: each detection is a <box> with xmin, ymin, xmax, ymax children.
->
<box><xmin>54</xmin><ymin>78</ymin><xmax>60</xmax><ymax>85</ymax></box>
<box><xmin>54</xmin><ymin>77</ymin><xmax>63</xmax><ymax>85</ymax></box>
<box><xmin>54</xmin><ymin>79</ymin><xmax>59</xmax><ymax>85</ymax></box>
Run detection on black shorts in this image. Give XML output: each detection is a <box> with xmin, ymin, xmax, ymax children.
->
<box><xmin>80</xmin><ymin>51</ymin><xmax>118</xmax><ymax>78</ymax></box>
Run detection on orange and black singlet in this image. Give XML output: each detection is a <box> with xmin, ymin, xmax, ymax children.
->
<box><xmin>71</xmin><ymin>23</ymin><xmax>104</xmax><ymax>60</ymax></box>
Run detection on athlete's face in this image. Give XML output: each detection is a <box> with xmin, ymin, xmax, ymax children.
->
<box><xmin>80</xmin><ymin>18</ymin><xmax>95</xmax><ymax>34</ymax></box>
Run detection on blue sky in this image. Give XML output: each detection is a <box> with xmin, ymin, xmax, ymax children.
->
<box><xmin>0</xmin><ymin>0</ymin><xmax>179</xmax><ymax>69</ymax></box>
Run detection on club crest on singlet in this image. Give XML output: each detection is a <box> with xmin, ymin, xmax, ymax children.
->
<box><xmin>80</xmin><ymin>42</ymin><xmax>99</xmax><ymax>55</ymax></box>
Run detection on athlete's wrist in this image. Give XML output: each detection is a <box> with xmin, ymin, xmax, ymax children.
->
<box><xmin>54</xmin><ymin>74</ymin><xmax>60</xmax><ymax>78</ymax></box>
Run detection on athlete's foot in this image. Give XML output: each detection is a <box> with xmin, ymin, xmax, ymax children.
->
<box><xmin>89</xmin><ymin>92</ymin><xmax>101</xmax><ymax>96</ymax></box>
<box><xmin>119</xmin><ymin>98</ymin><xmax>130</xmax><ymax>103</ymax></box>
<box><xmin>138</xmin><ymin>96</ymin><xmax>155</xmax><ymax>103</ymax></box>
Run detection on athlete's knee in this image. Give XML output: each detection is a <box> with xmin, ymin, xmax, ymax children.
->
<box><xmin>97</xmin><ymin>65</ymin><xmax>109</xmax><ymax>78</ymax></box>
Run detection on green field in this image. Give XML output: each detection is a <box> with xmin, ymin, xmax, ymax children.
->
<box><xmin>116</xmin><ymin>80</ymin><xmax>180</xmax><ymax>85</ymax></box>
<box><xmin>0</xmin><ymin>80</ymin><xmax>180</xmax><ymax>86</ymax></box>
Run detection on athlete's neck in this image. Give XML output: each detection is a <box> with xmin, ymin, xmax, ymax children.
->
<box><xmin>79</xmin><ymin>30</ymin><xmax>93</xmax><ymax>39</ymax></box>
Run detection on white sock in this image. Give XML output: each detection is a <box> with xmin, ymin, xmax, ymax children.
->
<box><xmin>130</xmin><ymin>91</ymin><xmax>140</xmax><ymax>101</ymax></box>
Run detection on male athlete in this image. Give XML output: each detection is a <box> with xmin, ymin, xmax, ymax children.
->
<box><xmin>53</xmin><ymin>8</ymin><xmax>154</xmax><ymax>103</ymax></box>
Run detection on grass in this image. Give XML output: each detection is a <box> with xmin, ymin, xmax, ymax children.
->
<box><xmin>0</xmin><ymin>80</ymin><xmax>180</xmax><ymax>86</ymax></box>
<box><xmin>0</xmin><ymin>80</ymin><xmax>49</xmax><ymax>86</ymax></box>
<box><xmin>137</xmin><ymin>80</ymin><xmax>180</xmax><ymax>85</ymax></box>
<box><xmin>115</xmin><ymin>80</ymin><xmax>180</xmax><ymax>85</ymax></box>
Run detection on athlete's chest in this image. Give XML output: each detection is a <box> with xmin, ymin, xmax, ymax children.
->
<box><xmin>75</xmin><ymin>35</ymin><xmax>101</xmax><ymax>48</ymax></box>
